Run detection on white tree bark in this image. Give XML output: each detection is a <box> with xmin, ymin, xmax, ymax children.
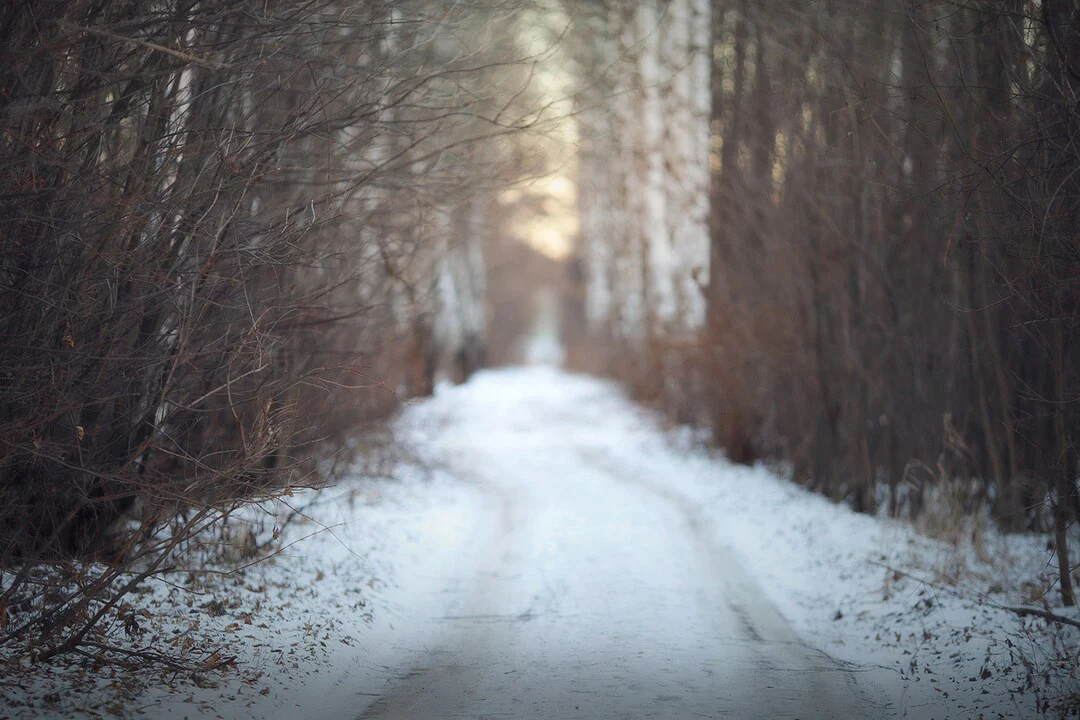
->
<box><xmin>435</xmin><ymin>199</ymin><xmax>488</xmax><ymax>375</ymax></box>
<box><xmin>575</xmin><ymin>0</ymin><xmax>711</xmax><ymax>340</ymax></box>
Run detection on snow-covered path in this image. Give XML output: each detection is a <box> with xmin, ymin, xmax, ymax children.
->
<box><xmin>130</xmin><ymin>365</ymin><xmax>1058</xmax><ymax>720</ymax></box>
<box><xmin>357</xmin><ymin>368</ymin><xmax>870</xmax><ymax>719</ymax></box>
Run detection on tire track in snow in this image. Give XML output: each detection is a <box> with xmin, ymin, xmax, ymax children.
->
<box><xmin>355</xmin><ymin>369</ymin><xmax>875</xmax><ymax>720</ymax></box>
<box><xmin>575</xmin><ymin>445</ymin><xmax>874</xmax><ymax>715</ymax></box>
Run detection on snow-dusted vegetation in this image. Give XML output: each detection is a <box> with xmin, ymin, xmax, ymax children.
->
<box><xmin>0</xmin><ymin>0</ymin><xmax>549</xmax><ymax>674</ymax></box>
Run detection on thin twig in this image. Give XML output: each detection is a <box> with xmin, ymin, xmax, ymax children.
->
<box><xmin>56</xmin><ymin>20</ymin><xmax>225</xmax><ymax>70</ymax></box>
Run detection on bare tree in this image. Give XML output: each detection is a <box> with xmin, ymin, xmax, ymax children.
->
<box><xmin>572</xmin><ymin>0</ymin><xmax>1080</xmax><ymax>604</ymax></box>
<box><xmin>0</xmin><ymin>0</ymin><xmax>556</xmax><ymax>663</ymax></box>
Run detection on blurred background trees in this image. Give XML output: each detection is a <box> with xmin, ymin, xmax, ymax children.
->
<box><xmin>570</xmin><ymin>0</ymin><xmax>1080</xmax><ymax>604</ymax></box>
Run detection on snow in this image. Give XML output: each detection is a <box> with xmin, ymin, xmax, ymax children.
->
<box><xmin>520</xmin><ymin>287</ymin><xmax>565</xmax><ymax>366</ymax></box>
<box><xmin>3</xmin><ymin>367</ymin><xmax>1075</xmax><ymax>718</ymax></box>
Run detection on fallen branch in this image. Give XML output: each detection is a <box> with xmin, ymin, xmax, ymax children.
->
<box><xmin>74</xmin><ymin>640</ymin><xmax>197</xmax><ymax>672</ymax></box>
<box><xmin>1004</xmin><ymin>605</ymin><xmax>1080</xmax><ymax>631</ymax></box>
<box><xmin>870</xmin><ymin>561</ymin><xmax>1080</xmax><ymax>630</ymax></box>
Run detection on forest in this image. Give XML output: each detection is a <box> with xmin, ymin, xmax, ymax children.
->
<box><xmin>1</xmin><ymin>0</ymin><xmax>1079</xmax><ymax>717</ymax></box>
<box><xmin>570</xmin><ymin>0</ymin><xmax>1080</xmax><ymax>600</ymax></box>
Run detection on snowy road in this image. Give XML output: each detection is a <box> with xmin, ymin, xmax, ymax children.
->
<box><xmin>357</xmin><ymin>368</ymin><xmax>870</xmax><ymax>720</ymax></box>
<box><xmin>127</xmin><ymin>365</ymin><xmax>1059</xmax><ymax>720</ymax></box>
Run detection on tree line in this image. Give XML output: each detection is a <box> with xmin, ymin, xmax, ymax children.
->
<box><xmin>570</xmin><ymin>0</ymin><xmax>1080</xmax><ymax>606</ymax></box>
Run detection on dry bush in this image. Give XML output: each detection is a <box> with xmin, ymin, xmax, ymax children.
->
<box><xmin>0</xmin><ymin>0</ymin><xmax>550</xmax><ymax>664</ymax></box>
<box><xmin>700</xmin><ymin>300</ymin><xmax>807</xmax><ymax>467</ymax></box>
